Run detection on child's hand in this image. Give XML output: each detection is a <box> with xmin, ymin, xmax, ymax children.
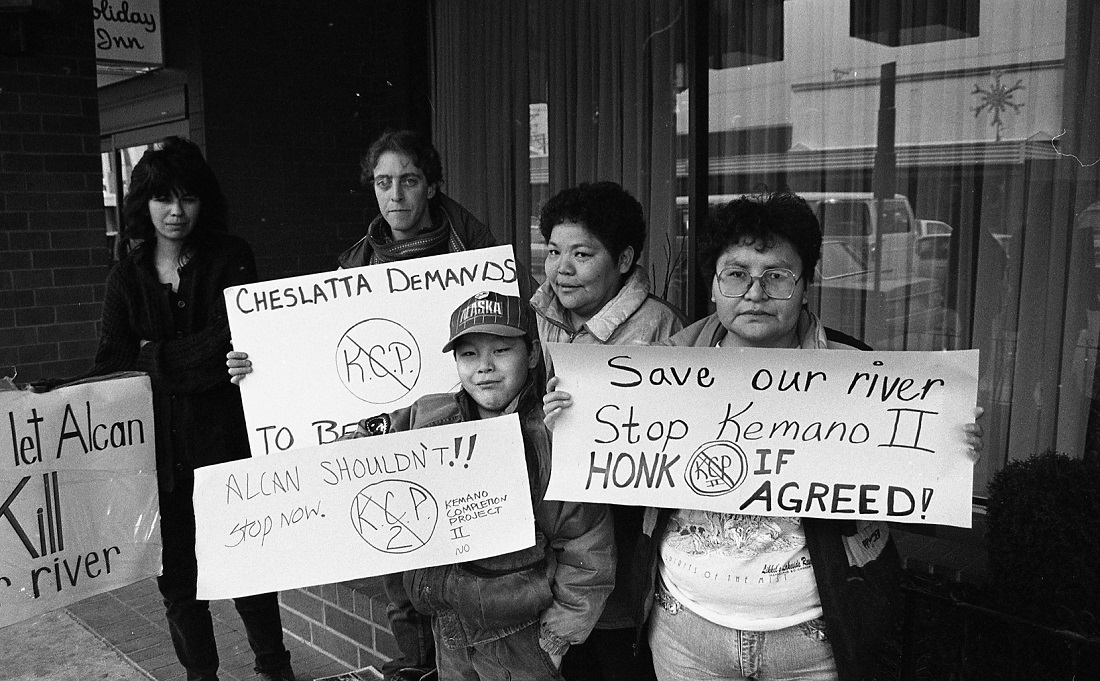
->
<box><xmin>963</xmin><ymin>407</ymin><xmax>985</xmax><ymax>463</ymax></box>
<box><xmin>227</xmin><ymin>350</ymin><xmax>253</xmax><ymax>385</ymax></box>
<box><xmin>543</xmin><ymin>376</ymin><xmax>573</xmax><ymax>431</ymax></box>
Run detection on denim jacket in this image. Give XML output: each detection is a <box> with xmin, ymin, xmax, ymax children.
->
<box><xmin>344</xmin><ymin>378</ymin><xmax>616</xmax><ymax>655</ymax></box>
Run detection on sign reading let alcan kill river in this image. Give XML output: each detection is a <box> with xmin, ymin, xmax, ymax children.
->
<box><xmin>193</xmin><ymin>415</ymin><xmax>535</xmax><ymax>600</ymax></box>
<box><xmin>1</xmin><ymin>373</ymin><xmax>161</xmax><ymax>628</ymax></box>
<box><xmin>544</xmin><ymin>344</ymin><xmax>979</xmax><ymax>528</ymax></box>
<box><xmin>224</xmin><ymin>246</ymin><xmax>519</xmax><ymax>457</ymax></box>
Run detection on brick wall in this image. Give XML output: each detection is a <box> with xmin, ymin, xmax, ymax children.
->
<box><xmin>279</xmin><ymin>576</ymin><xmax>399</xmax><ymax>672</ymax></box>
<box><xmin>0</xmin><ymin>0</ymin><xmax>106</xmax><ymax>385</ymax></box>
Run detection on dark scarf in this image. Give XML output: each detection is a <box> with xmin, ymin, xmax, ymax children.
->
<box><xmin>366</xmin><ymin>204</ymin><xmax>466</xmax><ymax>264</ymax></box>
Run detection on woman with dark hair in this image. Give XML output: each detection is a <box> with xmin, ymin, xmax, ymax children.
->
<box><xmin>545</xmin><ymin>190</ymin><xmax>983</xmax><ymax>681</ymax></box>
<box><xmin>533</xmin><ymin>181</ymin><xmax>684</xmax><ymax>348</ymax></box>
<box><xmin>532</xmin><ymin>181</ymin><xmax>684</xmax><ymax>681</ymax></box>
<box><xmin>89</xmin><ymin>136</ymin><xmax>296</xmax><ymax>681</ymax></box>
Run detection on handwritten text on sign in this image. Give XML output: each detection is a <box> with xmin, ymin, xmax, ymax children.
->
<box><xmin>194</xmin><ymin>414</ymin><xmax>535</xmax><ymax>599</ymax></box>
<box><xmin>224</xmin><ymin>246</ymin><xmax>520</xmax><ymax>456</ymax></box>
<box><xmin>543</xmin><ymin>344</ymin><xmax>979</xmax><ymax>527</ymax></box>
<box><xmin>1</xmin><ymin>373</ymin><xmax>161</xmax><ymax>628</ymax></box>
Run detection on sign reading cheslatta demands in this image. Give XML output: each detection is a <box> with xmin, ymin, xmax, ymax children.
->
<box><xmin>543</xmin><ymin>344</ymin><xmax>979</xmax><ymax>528</ymax></box>
<box><xmin>223</xmin><ymin>246</ymin><xmax>520</xmax><ymax>457</ymax></box>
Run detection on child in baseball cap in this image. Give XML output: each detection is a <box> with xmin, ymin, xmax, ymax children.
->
<box><xmin>341</xmin><ymin>291</ymin><xmax>614</xmax><ymax>680</ymax></box>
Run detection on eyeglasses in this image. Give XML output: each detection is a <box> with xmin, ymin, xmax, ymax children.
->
<box><xmin>715</xmin><ymin>267</ymin><xmax>802</xmax><ymax>299</ymax></box>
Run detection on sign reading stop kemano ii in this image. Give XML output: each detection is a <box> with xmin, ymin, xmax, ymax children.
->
<box><xmin>224</xmin><ymin>246</ymin><xmax>519</xmax><ymax>457</ymax></box>
<box><xmin>193</xmin><ymin>414</ymin><xmax>535</xmax><ymax>600</ymax></box>
<box><xmin>1</xmin><ymin>373</ymin><xmax>161</xmax><ymax>628</ymax></box>
<box><xmin>544</xmin><ymin>344</ymin><xmax>979</xmax><ymax>528</ymax></box>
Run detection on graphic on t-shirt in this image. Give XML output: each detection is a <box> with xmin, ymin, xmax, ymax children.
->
<box><xmin>666</xmin><ymin>511</ymin><xmax>805</xmax><ymax>558</ymax></box>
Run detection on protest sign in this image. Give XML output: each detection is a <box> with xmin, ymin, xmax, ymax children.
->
<box><xmin>224</xmin><ymin>246</ymin><xmax>521</xmax><ymax>456</ymax></box>
<box><xmin>193</xmin><ymin>414</ymin><xmax>535</xmax><ymax>599</ymax></box>
<box><xmin>544</xmin><ymin>344</ymin><xmax>979</xmax><ymax>527</ymax></box>
<box><xmin>0</xmin><ymin>373</ymin><xmax>161</xmax><ymax>628</ymax></box>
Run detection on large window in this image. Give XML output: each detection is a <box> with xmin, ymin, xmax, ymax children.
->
<box><xmin>432</xmin><ymin>0</ymin><xmax>1100</xmax><ymax>499</ymax></box>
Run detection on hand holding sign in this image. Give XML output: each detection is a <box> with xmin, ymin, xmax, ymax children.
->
<box><xmin>194</xmin><ymin>414</ymin><xmax>535</xmax><ymax>599</ymax></box>
<box><xmin>223</xmin><ymin>247</ymin><xmax>520</xmax><ymax>456</ymax></box>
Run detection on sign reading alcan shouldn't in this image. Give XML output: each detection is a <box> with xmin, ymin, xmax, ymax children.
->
<box><xmin>193</xmin><ymin>415</ymin><xmax>535</xmax><ymax>599</ymax></box>
<box><xmin>543</xmin><ymin>344</ymin><xmax>980</xmax><ymax>528</ymax></box>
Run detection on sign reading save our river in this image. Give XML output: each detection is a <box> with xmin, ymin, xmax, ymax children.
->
<box><xmin>224</xmin><ymin>246</ymin><xmax>520</xmax><ymax>457</ymax></box>
<box><xmin>193</xmin><ymin>415</ymin><xmax>535</xmax><ymax>599</ymax></box>
<box><xmin>544</xmin><ymin>344</ymin><xmax>979</xmax><ymax>528</ymax></box>
<box><xmin>0</xmin><ymin>373</ymin><xmax>161</xmax><ymax>628</ymax></box>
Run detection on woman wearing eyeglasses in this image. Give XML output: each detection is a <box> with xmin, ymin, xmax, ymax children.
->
<box><xmin>634</xmin><ymin>191</ymin><xmax>885</xmax><ymax>681</ymax></box>
<box><xmin>546</xmin><ymin>190</ymin><xmax>983</xmax><ymax>681</ymax></box>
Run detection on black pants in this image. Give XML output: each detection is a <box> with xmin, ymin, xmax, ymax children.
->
<box><xmin>561</xmin><ymin>627</ymin><xmax>657</xmax><ymax>681</ymax></box>
<box><xmin>158</xmin><ymin>469</ymin><xmax>290</xmax><ymax>681</ymax></box>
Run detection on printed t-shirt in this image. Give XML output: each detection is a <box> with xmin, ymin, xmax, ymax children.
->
<box><xmin>659</xmin><ymin>508</ymin><xmax>822</xmax><ymax>630</ymax></box>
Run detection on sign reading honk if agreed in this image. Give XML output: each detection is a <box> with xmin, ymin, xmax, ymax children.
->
<box><xmin>544</xmin><ymin>344</ymin><xmax>979</xmax><ymax>528</ymax></box>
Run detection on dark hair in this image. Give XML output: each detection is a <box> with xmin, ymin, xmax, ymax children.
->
<box><xmin>701</xmin><ymin>190</ymin><xmax>822</xmax><ymax>286</ymax></box>
<box><xmin>538</xmin><ymin>181</ymin><xmax>646</xmax><ymax>271</ymax></box>
<box><xmin>121</xmin><ymin>136</ymin><xmax>227</xmax><ymax>247</ymax></box>
<box><xmin>360</xmin><ymin>129</ymin><xmax>444</xmax><ymax>189</ymax></box>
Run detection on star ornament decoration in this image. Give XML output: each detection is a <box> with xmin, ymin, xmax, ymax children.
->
<box><xmin>972</xmin><ymin>72</ymin><xmax>1025</xmax><ymax>142</ymax></box>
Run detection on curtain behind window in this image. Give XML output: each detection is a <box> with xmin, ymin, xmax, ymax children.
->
<box><xmin>431</xmin><ymin>2</ymin><xmax>532</xmax><ymax>267</ymax></box>
<box><xmin>1059</xmin><ymin>0</ymin><xmax>1100</xmax><ymax>460</ymax></box>
<box><xmin>541</xmin><ymin>0</ymin><xmax>685</xmax><ymax>306</ymax></box>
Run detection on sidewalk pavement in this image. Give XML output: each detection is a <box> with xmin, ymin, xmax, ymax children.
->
<box><xmin>0</xmin><ymin>609</ymin><xmax>148</xmax><ymax>681</ymax></box>
<box><xmin>0</xmin><ymin>577</ymin><xmax>360</xmax><ymax>681</ymax></box>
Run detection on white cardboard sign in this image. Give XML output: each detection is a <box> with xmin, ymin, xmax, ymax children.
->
<box><xmin>544</xmin><ymin>344</ymin><xmax>979</xmax><ymax>527</ymax></box>
<box><xmin>224</xmin><ymin>246</ymin><xmax>520</xmax><ymax>456</ymax></box>
<box><xmin>1</xmin><ymin>373</ymin><xmax>161</xmax><ymax>628</ymax></box>
<box><xmin>194</xmin><ymin>414</ymin><xmax>536</xmax><ymax>599</ymax></box>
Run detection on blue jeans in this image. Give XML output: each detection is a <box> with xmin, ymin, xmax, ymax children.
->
<box><xmin>434</xmin><ymin>620</ymin><xmax>562</xmax><ymax>681</ymax></box>
<box><xmin>647</xmin><ymin>592</ymin><xmax>836</xmax><ymax>681</ymax></box>
<box><xmin>380</xmin><ymin>571</ymin><xmax>437</xmax><ymax>680</ymax></box>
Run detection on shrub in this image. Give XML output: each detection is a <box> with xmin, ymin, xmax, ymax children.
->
<box><xmin>972</xmin><ymin>450</ymin><xmax>1100</xmax><ymax>679</ymax></box>
<box><xmin>990</xmin><ymin>453</ymin><xmax>1100</xmax><ymax>633</ymax></box>
<box><xmin>985</xmin><ymin>450</ymin><xmax>1100</xmax><ymax>634</ymax></box>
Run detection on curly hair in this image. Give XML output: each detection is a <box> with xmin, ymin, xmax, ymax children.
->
<box><xmin>121</xmin><ymin>136</ymin><xmax>228</xmax><ymax>247</ymax></box>
<box><xmin>538</xmin><ymin>181</ymin><xmax>646</xmax><ymax>271</ymax></box>
<box><xmin>700</xmin><ymin>190</ymin><xmax>822</xmax><ymax>286</ymax></box>
<box><xmin>360</xmin><ymin>129</ymin><xmax>444</xmax><ymax>189</ymax></box>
